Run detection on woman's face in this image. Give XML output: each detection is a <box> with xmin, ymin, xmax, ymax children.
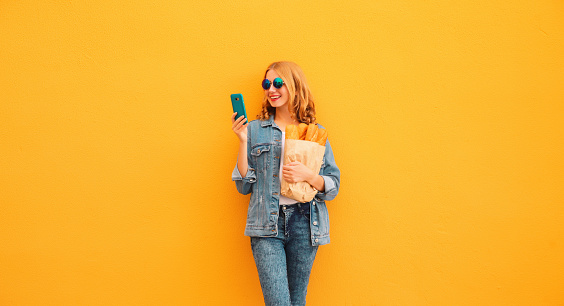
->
<box><xmin>265</xmin><ymin>70</ymin><xmax>289</xmax><ymax>109</ymax></box>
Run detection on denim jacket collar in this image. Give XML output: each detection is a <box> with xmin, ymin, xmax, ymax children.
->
<box><xmin>261</xmin><ymin>115</ymin><xmax>275</xmax><ymax>128</ymax></box>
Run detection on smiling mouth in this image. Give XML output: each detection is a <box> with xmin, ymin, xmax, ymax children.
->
<box><xmin>270</xmin><ymin>95</ymin><xmax>281</xmax><ymax>101</ymax></box>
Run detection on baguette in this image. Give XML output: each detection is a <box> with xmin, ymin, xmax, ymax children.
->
<box><xmin>316</xmin><ymin>128</ymin><xmax>328</xmax><ymax>146</ymax></box>
<box><xmin>285</xmin><ymin>124</ymin><xmax>299</xmax><ymax>140</ymax></box>
<box><xmin>305</xmin><ymin>124</ymin><xmax>318</xmax><ymax>142</ymax></box>
<box><xmin>285</xmin><ymin>123</ymin><xmax>327</xmax><ymax>146</ymax></box>
<box><xmin>298</xmin><ymin>123</ymin><xmax>308</xmax><ymax>140</ymax></box>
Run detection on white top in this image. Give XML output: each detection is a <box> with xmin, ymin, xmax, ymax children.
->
<box><xmin>279</xmin><ymin>132</ymin><xmax>299</xmax><ymax>205</ymax></box>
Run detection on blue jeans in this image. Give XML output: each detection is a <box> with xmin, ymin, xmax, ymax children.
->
<box><xmin>251</xmin><ymin>203</ymin><xmax>318</xmax><ymax>306</ymax></box>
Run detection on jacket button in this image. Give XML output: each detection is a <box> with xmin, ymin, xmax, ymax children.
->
<box><xmin>313</xmin><ymin>221</ymin><xmax>318</xmax><ymax>226</ymax></box>
<box><xmin>257</xmin><ymin>150</ymin><xmax>261</xmax><ymax>154</ymax></box>
<box><xmin>315</xmin><ymin>238</ymin><xmax>319</xmax><ymax>243</ymax></box>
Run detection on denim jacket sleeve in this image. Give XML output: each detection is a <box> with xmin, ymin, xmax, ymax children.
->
<box><xmin>314</xmin><ymin>138</ymin><xmax>340</xmax><ymax>201</ymax></box>
<box><xmin>231</xmin><ymin>121</ymin><xmax>256</xmax><ymax>195</ymax></box>
<box><xmin>231</xmin><ymin>163</ymin><xmax>256</xmax><ymax>195</ymax></box>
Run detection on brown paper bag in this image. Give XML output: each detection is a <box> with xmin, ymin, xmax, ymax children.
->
<box><xmin>280</xmin><ymin>139</ymin><xmax>326</xmax><ymax>202</ymax></box>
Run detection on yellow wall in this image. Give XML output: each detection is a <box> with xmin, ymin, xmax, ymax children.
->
<box><xmin>1</xmin><ymin>1</ymin><xmax>563</xmax><ymax>305</ymax></box>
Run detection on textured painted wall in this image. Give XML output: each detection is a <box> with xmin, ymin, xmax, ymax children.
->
<box><xmin>1</xmin><ymin>0</ymin><xmax>563</xmax><ymax>305</ymax></box>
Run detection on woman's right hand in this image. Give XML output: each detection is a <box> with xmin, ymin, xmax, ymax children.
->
<box><xmin>231</xmin><ymin>112</ymin><xmax>248</xmax><ymax>143</ymax></box>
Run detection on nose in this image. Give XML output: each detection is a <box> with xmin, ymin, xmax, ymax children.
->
<box><xmin>268</xmin><ymin>85</ymin><xmax>277</xmax><ymax>93</ymax></box>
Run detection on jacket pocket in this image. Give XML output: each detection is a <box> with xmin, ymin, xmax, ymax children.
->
<box><xmin>251</xmin><ymin>144</ymin><xmax>271</xmax><ymax>156</ymax></box>
<box><xmin>251</xmin><ymin>143</ymin><xmax>271</xmax><ymax>172</ymax></box>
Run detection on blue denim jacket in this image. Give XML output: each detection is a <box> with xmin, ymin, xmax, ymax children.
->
<box><xmin>232</xmin><ymin>116</ymin><xmax>341</xmax><ymax>246</ymax></box>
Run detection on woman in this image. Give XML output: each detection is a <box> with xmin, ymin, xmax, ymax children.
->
<box><xmin>231</xmin><ymin>61</ymin><xmax>340</xmax><ymax>306</ymax></box>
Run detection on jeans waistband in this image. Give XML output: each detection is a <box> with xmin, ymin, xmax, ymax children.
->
<box><xmin>279</xmin><ymin>202</ymin><xmax>310</xmax><ymax>213</ymax></box>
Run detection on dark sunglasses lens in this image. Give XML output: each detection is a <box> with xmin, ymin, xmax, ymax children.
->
<box><xmin>262</xmin><ymin>79</ymin><xmax>271</xmax><ymax>90</ymax></box>
<box><xmin>273</xmin><ymin>78</ymin><xmax>284</xmax><ymax>88</ymax></box>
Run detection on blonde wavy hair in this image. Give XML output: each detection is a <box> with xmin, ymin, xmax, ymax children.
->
<box><xmin>258</xmin><ymin>61</ymin><xmax>316</xmax><ymax>124</ymax></box>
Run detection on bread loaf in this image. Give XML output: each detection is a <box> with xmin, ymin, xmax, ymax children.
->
<box><xmin>305</xmin><ymin>124</ymin><xmax>318</xmax><ymax>142</ymax></box>
<box><xmin>316</xmin><ymin>128</ymin><xmax>328</xmax><ymax>146</ymax></box>
<box><xmin>285</xmin><ymin>124</ymin><xmax>299</xmax><ymax>140</ymax></box>
<box><xmin>298</xmin><ymin>123</ymin><xmax>308</xmax><ymax>140</ymax></box>
<box><xmin>284</xmin><ymin>123</ymin><xmax>327</xmax><ymax>146</ymax></box>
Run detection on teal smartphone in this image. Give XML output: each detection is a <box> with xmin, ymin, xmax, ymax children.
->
<box><xmin>231</xmin><ymin>93</ymin><xmax>247</xmax><ymax>121</ymax></box>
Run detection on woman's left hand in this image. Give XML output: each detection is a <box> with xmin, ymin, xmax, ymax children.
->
<box><xmin>282</xmin><ymin>161</ymin><xmax>315</xmax><ymax>184</ymax></box>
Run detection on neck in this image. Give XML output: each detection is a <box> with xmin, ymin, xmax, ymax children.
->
<box><xmin>274</xmin><ymin>108</ymin><xmax>298</xmax><ymax>130</ymax></box>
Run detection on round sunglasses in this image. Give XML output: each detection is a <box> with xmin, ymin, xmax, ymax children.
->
<box><xmin>262</xmin><ymin>77</ymin><xmax>284</xmax><ymax>90</ymax></box>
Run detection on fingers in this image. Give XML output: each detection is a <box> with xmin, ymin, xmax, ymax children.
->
<box><xmin>282</xmin><ymin>162</ymin><xmax>310</xmax><ymax>183</ymax></box>
<box><xmin>282</xmin><ymin>169</ymin><xmax>295</xmax><ymax>183</ymax></box>
<box><xmin>287</xmin><ymin>162</ymin><xmax>317</xmax><ymax>183</ymax></box>
<box><xmin>282</xmin><ymin>171</ymin><xmax>302</xmax><ymax>183</ymax></box>
<box><xmin>283</xmin><ymin>161</ymin><xmax>300</xmax><ymax>169</ymax></box>
<box><xmin>231</xmin><ymin>113</ymin><xmax>248</xmax><ymax>143</ymax></box>
<box><xmin>231</xmin><ymin>112</ymin><xmax>246</xmax><ymax>123</ymax></box>
<box><xmin>232</xmin><ymin>118</ymin><xmax>247</xmax><ymax>131</ymax></box>
<box><xmin>231</xmin><ymin>113</ymin><xmax>247</xmax><ymax>129</ymax></box>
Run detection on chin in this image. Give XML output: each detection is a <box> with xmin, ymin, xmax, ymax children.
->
<box><xmin>270</xmin><ymin>100</ymin><xmax>288</xmax><ymax>108</ymax></box>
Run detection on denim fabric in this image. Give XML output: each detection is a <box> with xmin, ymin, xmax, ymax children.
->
<box><xmin>232</xmin><ymin>116</ymin><xmax>340</xmax><ymax>246</ymax></box>
<box><xmin>251</xmin><ymin>203</ymin><xmax>318</xmax><ymax>306</ymax></box>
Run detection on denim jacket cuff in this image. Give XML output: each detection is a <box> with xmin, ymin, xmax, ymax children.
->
<box><xmin>231</xmin><ymin>165</ymin><xmax>257</xmax><ymax>183</ymax></box>
<box><xmin>316</xmin><ymin>175</ymin><xmax>336</xmax><ymax>198</ymax></box>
